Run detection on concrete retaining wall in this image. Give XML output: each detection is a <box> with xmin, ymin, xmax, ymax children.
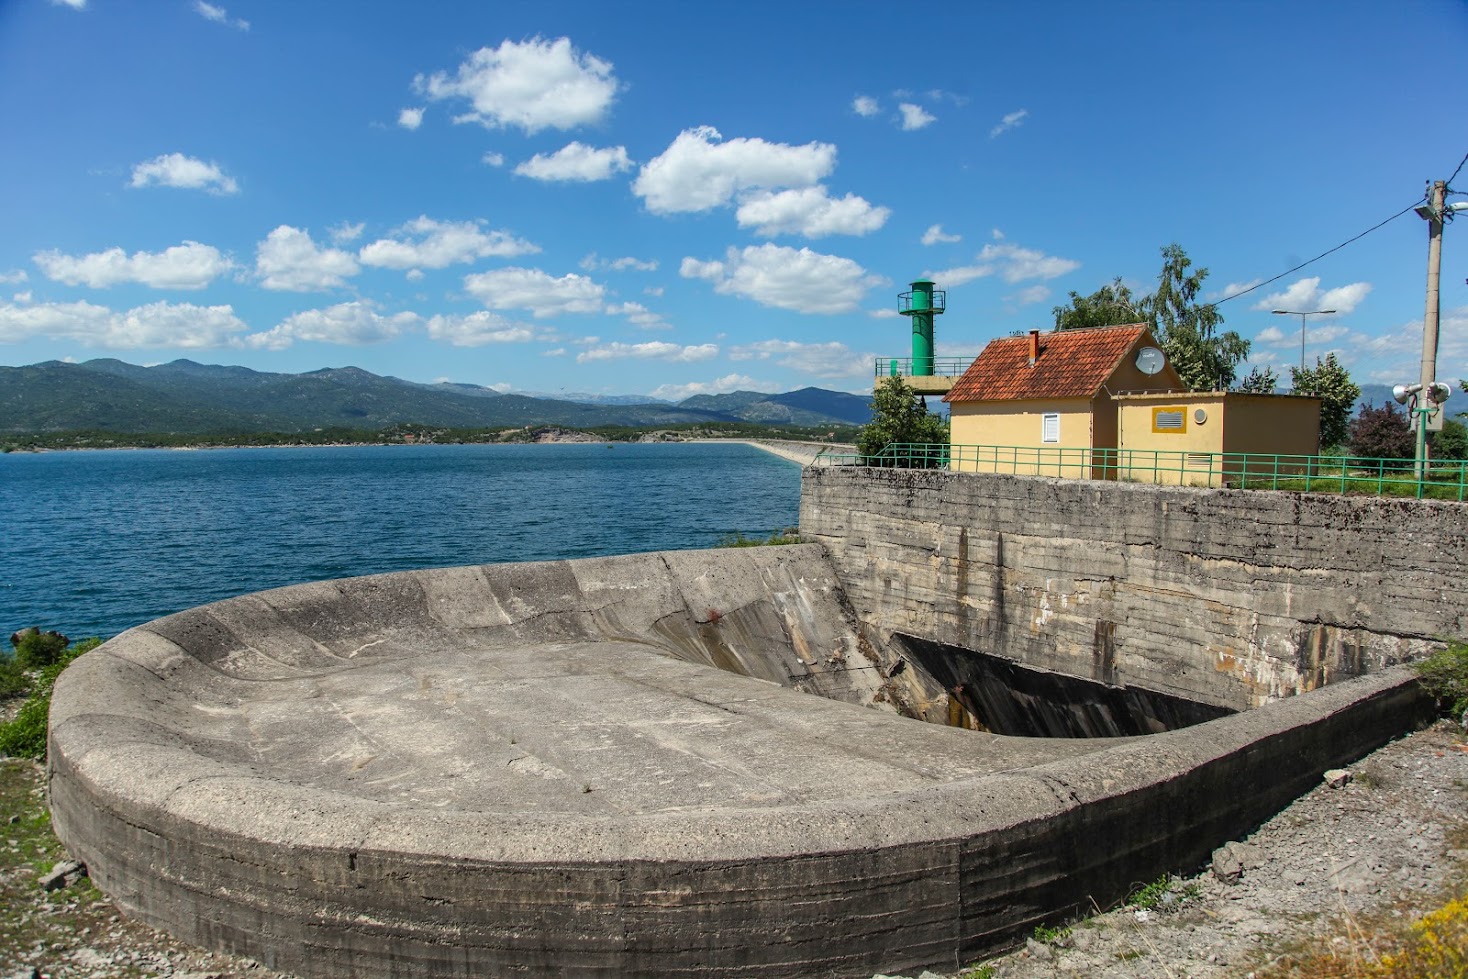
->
<box><xmin>800</xmin><ymin>467</ymin><xmax>1468</xmax><ymax>709</ymax></box>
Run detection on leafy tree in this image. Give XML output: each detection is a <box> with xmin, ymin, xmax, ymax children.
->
<box><xmin>1290</xmin><ymin>354</ymin><xmax>1361</xmax><ymax>450</ymax></box>
<box><xmin>1431</xmin><ymin>417</ymin><xmax>1468</xmax><ymax>460</ymax></box>
<box><xmin>1138</xmin><ymin>244</ymin><xmax>1250</xmax><ymax>391</ymax></box>
<box><xmin>1236</xmin><ymin>365</ymin><xmax>1279</xmax><ymax>394</ymax></box>
<box><xmin>1052</xmin><ymin>278</ymin><xmax>1144</xmax><ymax>331</ymax></box>
<box><xmin>1348</xmin><ymin>401</ymin><xmax>1414</xmax><ymax>459</ymax></box>
<box><xmin>858</xmin><ymin>377</ymin><xmax>948</xmax><ymax>467</ymax></box>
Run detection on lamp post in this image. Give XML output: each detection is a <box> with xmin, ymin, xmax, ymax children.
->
<box><xmin>1272</xmin><ymin>309</ymin><xmax>1336</xmax><ymax>373</ymax></box>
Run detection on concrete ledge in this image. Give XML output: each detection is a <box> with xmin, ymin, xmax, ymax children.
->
<box><xmin>48</xmin><ymin>545</ymin><xmax>1435</xmax><ymax>978</ymax></box>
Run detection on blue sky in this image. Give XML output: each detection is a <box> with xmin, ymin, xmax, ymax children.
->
<box><xmin>1</xmin><ymin>1</ymin><xmax>1465</xmax><ymax>401</ymax></box>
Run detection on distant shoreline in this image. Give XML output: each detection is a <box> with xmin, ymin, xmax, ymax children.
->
<box><xmin>2</xmin><ymin>437</ymin><xmax>859</xmax><ymax>460</ymax></box>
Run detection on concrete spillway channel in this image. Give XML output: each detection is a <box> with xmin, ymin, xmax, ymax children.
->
<box><xmin>47</xmin><ymin>543</ymin><xmax>1431</xmax><ymax>978</ymax></box>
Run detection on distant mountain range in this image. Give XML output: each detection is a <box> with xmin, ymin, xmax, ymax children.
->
<box><xmin>0</xmin><ymin>359</ymin><xmax>873</xmax><ymax>433</ymax></box>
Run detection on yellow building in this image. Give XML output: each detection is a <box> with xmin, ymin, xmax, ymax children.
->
<box><xmin>943</xmin><ymin>324</ymin><xmax>1321</xmax><ymax>485</ymax></box>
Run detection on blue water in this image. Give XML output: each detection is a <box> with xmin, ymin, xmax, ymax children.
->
<box><xmin>0</xmin><ymin>443</ymin><xmax>801</xmax><ymax>641</ymax></box>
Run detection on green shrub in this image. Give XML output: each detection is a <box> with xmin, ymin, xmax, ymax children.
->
<box><xmin>10</xmin><ymin>628</ymin><xmax>70</xmax><ymax>670</ymax></box>
<box><xmin>0</xmin><ymin>636</ymin><xmax>101</xmax><ymax>761</ymax></box>
<box><xmin>1413</xmin><ymin>641</ymin><xmax>1468</xmax><ymax>720</ymax></box>
<box><xmin>1126</xmin><ymin>873</ymin><xmax>1200</xmax><ymax>912</ymax></box>
<box><xmin>0</xmin><ymin>656</ymin><xmax>27</xmax><ymax>698</ymax></box>
<box><xmin>716</xmin><ymin>527</ymin><xmax>802</xmax><ymax>548</ymax></box>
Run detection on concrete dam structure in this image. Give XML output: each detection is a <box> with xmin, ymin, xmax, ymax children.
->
<box><xmin>47</xmin><ymin>467</ymin><xmax>1460</xmax><ymax>978</ymax></box>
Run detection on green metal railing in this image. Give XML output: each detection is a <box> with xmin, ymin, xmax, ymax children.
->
<box><xmin>875</xmin><ymin>357</ymin><xmax>971</xmax><ymax>378</ymax></box>
<box><xmin>812</xmin><ymin>443</ymin><xmax>1468</xmax><ymax>500</ymax></box>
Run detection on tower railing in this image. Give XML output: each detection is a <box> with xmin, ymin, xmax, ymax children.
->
<box><xmin>875</xmin><ymin>357</ymin><xmax>970</xmax><ymax>378</ymax></box>
<box><xmin>898</xmin><ymin>290</ymin><xmax>946</xmax><ymax>314</ymax></box>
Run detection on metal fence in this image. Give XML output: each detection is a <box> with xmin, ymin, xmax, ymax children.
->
<box><xmin>812</xmin><ymin>443</ymin><xmax>1468</xmax><ymax>500</ymax></box>
<box><xmin>873</xmin><ymin>357</ymin><xmax>971</xmax><ymax>379</ymax></box>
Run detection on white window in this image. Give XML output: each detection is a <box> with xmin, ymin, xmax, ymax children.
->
<box><xmin>1042</xmin><ymin>413</ymin><xmax>1060</xmax><ymax>443</ymax></box>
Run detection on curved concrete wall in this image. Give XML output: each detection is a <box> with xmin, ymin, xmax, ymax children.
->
<box><xmin>48</xmin><ymin>544</ymin><xmax>1435</xmax><ymax>978</ymax></box>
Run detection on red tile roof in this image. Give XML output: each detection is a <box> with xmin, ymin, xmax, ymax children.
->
<box><xmin>944</xmin><ymin>324</ymin><xmax>1150</xmax><ymax>402</ymax></box>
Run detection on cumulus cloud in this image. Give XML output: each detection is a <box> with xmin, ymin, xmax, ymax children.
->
<box><xmin>0</xmin><ymin>270</ymin><xmax>30</xmax><ymax>285</ymax></box>
<box><xmin>424</xmin><ymin>311</ymin><xmax>537</xmax><ymax>347</ymax></box>
<box><xmin>255</xmin><ymin>226</ymin><xmax>360</xmax><ymax>291</ymax></box>
<box><xmin>735</xmin><ymin>187</ymin><xmax>889</xmax><ymax>238</ymax></box>
<box><xmin>633</xmin><ymin>126</ymin><xmax>836</xmax><ymax>214</ymax></box>
<box><xmin>580</xmin><ymin>253</ymin><xmax>657</xmax><ymax>273</ymax></box>
<box><xmin>358</xmin><ymin>216</ymin><xmax>538</xmax><ymax>271</ymax></box>
<box><xmin>246</xmin><ymin>301</ymin><xmax>419</xmax><ymax>350</ymax></box>
<box><xmin>898</xmin><ymin>103</ymin><xmax>935</xmax><ymax>130</ymax></box>
<box><xmin>328</xmin><ymin>221</ymin><xmax>365</xmax><ymax>245</ymax></box>
<box><xmin>514</xmin><ymin>142</ymin><xmax>632</xmax><ymax>182</ymax></box>
<box><xmin>463</xmin><ymin>267</ymin><xmax>605</xmax><ymax>317</ymax></box>
<box><xmin>0</xmin><ymin>299</ymin><xmax>249</xmax><ymax>348</ymax></box>
<box><xmin>482</xmin><ymin>151</ymin><xmax>505</xmax><ymax>167</ymax></box>
<box><xmin>650</xmin><ymin>373</ymin><xmax>780</xmax><ymax>401</ymax></box>
<box><xmin>34</xmin><ymin>242</ymin><xmax>232</xmax><ymax>290</ymax></box>
<box><xmin>130</xmin><ymin>153</ymin><xmax>239</xmax><ymax>195</ymax></box>
<box><xmin>728</xmin><ymin>339</ymin><xmax>871</xmax><ymax>378</ymax></box>
<box><xmin>193</xmin><ymin>2</ymin><xmax>248</xmax><ymax>31</ymax></box>
<box><xmin>605</xmin><ymin>301</ymin><xmax>668</xmax><ymax>329</ymax></box>
<box><xmin>576</xmin><ymin>341</ymin><xmax>718</xmax><ymax>364</ymax></box>
<box><xmin>416</xmin><ymin>36</ymin><xmax>618</xmax><ymax>134</ymax></box>
<box><xmin>852</xmin><ymin>95</ymin><xmax>879</xmax><ymax>117</ymax></box>
<box><xmin>1212</xmin><ymin>278</ymin><xmax>1261</xmax><ymax>301</ymax></box>
<box><xmin>680</xmin><ymin>244</ymin><xmax>882</xmax><ymax>313</ymax></box>
<box><xmin>990</xmin><ymin>108</ymin><xmax>1028</xmax><ymax>138</ymax></box>
<box><xmin>1007</xmin><ymin>284</ymin><xmax>1051</xmax><ymax>305</ymax></box>
<box><xmin>1252</xmin><ymin>276</ymin><xmax>1372</xmax><ymax>315</ymax></box>
<box><xmin>49</xmin><ymin>0</ymin><xmax>86</xmax><ymax>10</ymax></box>
<box><xmin>921</xmin><ymin>224</ymin><xmax>961</xmax><ymax>246</ymax></box>
<box><xmin>929</xmin><ymin>242</ymin><xmax>1079</xmax><ymax>286</ymax></box>
<box><xmin>398</xmin><ymin>107</ymin><xmax>424</xmax><ymax>130</ymax></box>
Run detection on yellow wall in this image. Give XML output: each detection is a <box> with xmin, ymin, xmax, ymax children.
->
<box><xmin>950</xmin><ymin>399</ymin><xmax>1094</xmax><ymax>476</ymax></box>
<box><xmin>1116</xmin><ymin>393</ymin><xmax>1322</xmax><ymax>486</ymax></box>
<box><xmin>1220</xmin><ymin>394</ymin><xmax>1321</xmax><ymax>457</ymax></box>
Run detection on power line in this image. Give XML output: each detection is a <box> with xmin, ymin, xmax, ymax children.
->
<box><xmin>1208</xmin><ymin>199</ymin><xmax>1425</xmax><ymax>309</ymax></box>
<box><xmin>1448</xmin><ymin>149</ymin><xmax>1468</xmax><ymax>189</ymax></box>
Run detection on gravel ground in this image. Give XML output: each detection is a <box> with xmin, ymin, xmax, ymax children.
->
<box><xmin>3</xmin><ymin>723</ymin><xmax>1464</xmax><ymax>979</ymax></box>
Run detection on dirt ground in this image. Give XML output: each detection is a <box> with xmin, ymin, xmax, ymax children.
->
<box><xmin>2</xmin><ymin>722</ymin><xmax>1464</xmax><ymax>979</ymax></box>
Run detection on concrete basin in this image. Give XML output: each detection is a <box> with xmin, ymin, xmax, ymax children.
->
<box><xmin>47</xmin><ymin>544</ymin><xmax>1431</xmax><ymax>977</ymax></box>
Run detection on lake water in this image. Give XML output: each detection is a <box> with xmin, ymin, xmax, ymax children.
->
<box><xmin>0</xmin><ymin>442</ymin><xmax>802</xmax><ymax>641</ymax></box>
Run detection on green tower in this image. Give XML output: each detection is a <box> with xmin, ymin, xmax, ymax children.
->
<box><xmin>899</xmin><ymin>279</ymin><xmax>946</xmax><ymax>376</ymax></box>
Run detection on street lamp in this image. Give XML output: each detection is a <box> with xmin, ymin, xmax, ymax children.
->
<box><xmin>1272</xmin><ymin>309</ymin><xmax>1336</xmax><ymax>373</ymax></box>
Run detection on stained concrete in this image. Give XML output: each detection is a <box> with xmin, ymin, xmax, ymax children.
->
<box><xmin>48</xmin><ymin>541</ymin><xmax>1435</xmax><ymax>978</ymax></box>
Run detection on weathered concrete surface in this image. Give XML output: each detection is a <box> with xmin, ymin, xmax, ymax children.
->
<box><xmin>801</xmin><ymin>466</ymin><xmax>1468</xmax><ymax>710</ymax></box>
<box><xmin>48</xmin><ymin>543</ymin><xmax>1435</xmax><ymax>978</ymax></box>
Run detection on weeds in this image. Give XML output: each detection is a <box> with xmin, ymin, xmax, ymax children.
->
<box><xmin>1032</xmin><ymin>922</ymin><xmax>1073</xmax><ymax>945</ymax></box>
<box><xmin>1127</xmin><ymin>873</ymin><xmax>1202</xmax><ymax>913</ymax></box>
<box><xmin>0</xmin><ymin>635</ymin><xmax>101</xmax><ymax>761</ymax></box>
<box><xmin>715</xmin><ymin>527</ymin><xmax>803</xmax><ymax>548</ymax></box>
<box><xmin>1413</xmin><ymin>641</ymin><xmax>1468</xmax><ymax>722</ymax></box>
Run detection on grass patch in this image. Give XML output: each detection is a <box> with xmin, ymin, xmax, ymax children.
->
<box><xmin>0</xmin><ymin>636</ymin><xmax>101</xmax><ymax>761</ymax></box>
<box><xmin>1256</xmin><ymin>891</ymin><xmax>1468</xmax><ymax>978</ymax></box>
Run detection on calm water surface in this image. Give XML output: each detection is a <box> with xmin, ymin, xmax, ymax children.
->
<box><xmin>0</xmin><ymin>442</ymin><xmax>801</xmax><ymax>640</ymax></box>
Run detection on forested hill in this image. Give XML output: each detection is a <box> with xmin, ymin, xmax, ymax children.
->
<box><xmin>0</xmin><ymin>359</ymin><xmax>873</xmax><ymax>433</ymax></box>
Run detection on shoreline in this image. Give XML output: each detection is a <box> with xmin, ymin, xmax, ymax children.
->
<box><xmin>688</xmin><ymin>438</ymin><xmax>855</xmax><ymax>466</ymax></box>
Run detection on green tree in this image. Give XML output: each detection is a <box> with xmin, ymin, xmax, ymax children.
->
<box><xmin>1138</xmin><ymin>244</ymin><xmax>1250</xmax><ymax>391</ymax></box>
<box><xmin>1431</xmin><ymin>417</ymin><xmax>1468</xmax><ymax>460</ymax></box>
<box><xmin>1290</xmin><ymin>354</ymin><xmax>1361</xmax><ymax>450</ymax></box>
<box><xmin>858</xmin><ymin>377</ymin><xmax>948</xmax><ymax>467</ymax></box>
<box><xmin>1052</xmin><ymin>277</ymin><xmax>1144</xmax><ymax>331</ymax></box>
<box><xmin>1236</xmin><ymin>365</ymin><xmax>1279</xmax><ymax>394</ymax></box>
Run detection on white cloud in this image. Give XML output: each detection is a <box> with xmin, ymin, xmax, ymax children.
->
<box><xmin>992</xmin><ymin>228</ymin><xmax>1006</xmax><ymax>240</ymax></box>
<box><xmin>130</xmin><ymin>153</ymin><xmax>239</xmax><ymax>195</ymax></box>
<box><xmin>416</xmin><ymin>36</ymin><xmax>618</xmax><ymax>134</ymax></box>
<box><xmin>514</xmin><ymin>142</ymin><xmax>632</xmax><ymax>182</ymax></box>
<box><xmin>397</xmin><ymin>107</ymin><xmax>424</xmax><ymax>130</ymax></box>
<box><xmin>930</xmin><ymin>242</ymin><xmax>1079</xmax><ymax>286</ymax></box>
<box><xmin>193</xmin><ymin>2</ymin><xmax>248</xmax><ymax>31</ymax></box>
<box><xmin>735</xmin><ymin>186</ymin><xmax>889</xmax><ymax>238</ymax></box>
<box><xmin>650</xmin><ymin>373</ymin><xmax>780</xmax><ymax>401</ymax></box>
<box><xmin>576</xmin><ymin>341</ymin><xmax>718</xmax><ymax>364</ymax></box>
<box><xmin>644</xmin><ymin>286</ymin><xmax>664</xmax><ymax>297</ymax></box>
<box><xmin>1252</xmin><ymin>276</ymin><xmax>1372</xmax><ymax>315</ymax></box>
<box><xmin>868</xmin><ymin>307</ymin><xmax>899</xmax><ymax>319</ymax></box>
<box><xmin>13</xmin><ymin>291</ymin><xmax>31</xmax><ymax>304</ymax></box>
<box><xmin>34</xmin><ymin>241</ymin><xmax>232</xmax><ymax>290</ymax></box>
<box><xmin>990</xmin><ymin>108</ymin><xmax>1028</xmax><ymax>138</ymax></box>
<box><xmin>898</xmin><ymin>103</ymin><xmax>935</xmax><ymax>131</ymax></box>
<box><xmin>680</xmin><ymin>244</ymin><xmax>882</xmax><ymax>313</ymax></box>
<box><xmin>0</xmin><ymin>299</ymin><xmax>249</xmax><ymax>348</ymax></box>
<box><xmin>1007</xmin><ymin>284</ymin><xmax>1051</xmax><ymax>305</ymax></box>
<box><xmin>328</xmin><ymin>221</ymin><xmax>365</xmax><ymax>245</ymax></box>
<box><xmin>632</xmin><ymin>125</ymin><xmax>836</xmax><ymax>214</ymax></box>
<box><xmin>0</xmin><ymin>269</ymin><xmax>29</xmax><ymax>284</ymax></box>
<box><xmin>358</xmin><ymin>215</ymin><xmax>538</xmax><ymax>271</ymax></box>
<box><xmin>482</xmin><ymin>151</ymin><xmax>505</xmax><ymax>167</ymax></box>
<box><xmin>852</xmin><ymin>95</ymin><xmax>879</xmax><ymax>117</ymax></box>
<box><xmin>1212</xmin><ymin>278</ymin><xmax>1261</xmax><ymax>301</ymax></box>
<box><xmin>463</xmin><ymin>267</ymin><xmax>605</xmax><ymax>317</ymax></box>
<box><xmin>728</xmin><ymin>339</ymin><xmax>870</xmax><ymax>378</ymax></box>
<box><xmin>424</xmin><ymin>311</ymin><xmax>537</xmax><ymax>347</ymax></box>
<box><xmin>543</xmin><ymin>347</ymin><xmax>567</xmax><ymax>357</ymax></box>
<box><xmin>921</xmin><ymin>224</ymin><xmax>961</xmax><ymax>246</ymax></box>
<box><xmin>580</xmin><ymin>253</ymin><xmax>658</xmax><ymax>272</ymax></box>
<box><xmin>255</xmin><ymin>226</ymin><xmax>360</xmax><ymax>291</ymax></box>
<box><xmin>1254</xmin><ymin>326</ymin><xmax>1287</xmax><ymax>344</ymax></box>
<box><xmin>605</xmin><ymin>301</ymin><xmax>668</xmax><ymax>329</ymax></box>
<box><xmin>246</xmin><ymin>301</ymin><xmax>419</xmax><ymax>350</ymax></box>
<box><xmin>49</xmin><ymin>0</ymin><xmax>86</xmax><ymax>10</ymax></box>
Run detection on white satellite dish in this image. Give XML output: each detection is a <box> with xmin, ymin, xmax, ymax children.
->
<box><xmin>1135</xmin><ymin>346</ymin><xmax>1165</xmax><ymax>376</ymax></box>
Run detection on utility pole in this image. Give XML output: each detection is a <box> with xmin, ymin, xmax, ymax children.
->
<box><xmin>1415</xmin><ymin>180</ymin><xmax>1446</xmax><ymax>480</ymax></box>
